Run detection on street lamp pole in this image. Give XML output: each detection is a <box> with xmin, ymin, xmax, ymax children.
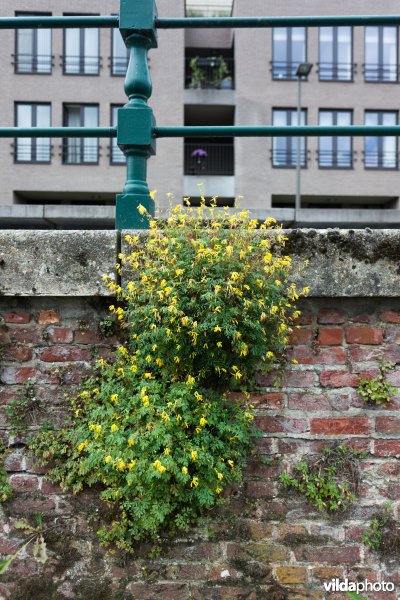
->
<box><xmin>295</xmin><ymin>62</ymin><xmax>313</xmax><ymax>211</ymax></box>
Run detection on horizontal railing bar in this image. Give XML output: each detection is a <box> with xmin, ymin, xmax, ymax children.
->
<box><xmin>0</xmin><ymin>16</ymin><xmax>118</xmax><ymax>29</ymax></box>
<box><xmin>156</xmin><ymin>15</ymin><xmax>400</xmax><ymax>28</ymax></box>
<box><xmin>0</xmin><ymin>128</ymin><xmax>116</xmax><ymax>138</ymax></box>
<box><xmin>155</xmin><ymin>126</ymin><xmax>400</xmax><ymax>137</ymax></box>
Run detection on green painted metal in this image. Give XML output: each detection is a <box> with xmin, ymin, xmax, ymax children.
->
<box><xmin>157</xmin><ymin>15</ymin><xmax>400</xmax><ymax>29</ymax></box>
<box><xmin>0</xmin><ymin>127</ymin><xmax>115</xmax><ymax>138</ymax></box>
<box><xmin>115</xmin><ymin>0</ymin><xmax>157</xmax><ymax>230</ymax></box>
<box><xmin>155</xmin><ymin>125</ymin><xmax>400</xmax><ymax>138</ymax></box>
<box><xmin>0</xmin><ymin>16</ymin><xmax>118</xmax><ymax>28</ymax></box>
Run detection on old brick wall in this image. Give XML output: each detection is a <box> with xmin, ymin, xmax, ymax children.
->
<box><xmin>0</xmin><ymin>296</ymin><xmax>399</xmax><ymax>600</ymax></box>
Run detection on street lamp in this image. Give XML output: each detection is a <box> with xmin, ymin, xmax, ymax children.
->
<box><xmin>295</xmin><ymin>62</ymin><xmax>313</xmax><ymax>211</ymax></box>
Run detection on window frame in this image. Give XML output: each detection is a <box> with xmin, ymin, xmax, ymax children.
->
<box><xmin>318</xmin><ymin>109</ymin><xmax>353</xmax><ymax>169</ymax></box>
<box><xmin>318</xmin><ymin>26</ymin><xmax>354</xmax><ymax>82</ymax></box>
<box><xmin>62</xmin><ymin>13</ymin><xmax>100</xmax><ymax>76</ymax></box>
<box><xmin>364</xmin><ymin>110</ymin><xmax>398</xmax><ymax>170</ymax></box>
<box><xmin>62</xmin><ymin>103</ymin><xmax>100</xmax><ymax>165</ymax></box>
<box><xmin>110</xmin><ymin>104</ymin><xmax>126</xmax><ymax>165</ymax></box>
<box><xmin>364</xmin><ymin>26</ymin><xmax>399</xmax><ymax>83</ymax></box>
<box><xmin>272</xmin><ymin>107</ymin><xmax>307</xmax><ymax>168</ymax></box>
<box><xmin>14</xmin><ymin>11</ymin><xmax>53</xmax><ymax>75</ymax></box>
<box><xmin>110</xmin><ymin>26</ymin><xmax>130</xmax><ymax>76</ymax></box>
<box><xmin>272</xmin><ymin>27</ymin><xmax>307</xmax><ymax>81</ymax></box>
<box><xmin>14</xmin><ymin>102</ymin><xmax>52</xmax><ymax>164</ymax></box>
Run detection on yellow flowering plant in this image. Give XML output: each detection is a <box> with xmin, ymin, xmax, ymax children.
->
<box><xmin>29</xmin><ymin>201</ymin><xmax>305</xmax><ymax>551</ymax></box>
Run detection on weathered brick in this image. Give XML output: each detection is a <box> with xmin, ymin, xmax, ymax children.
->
<box><xmin>7</xmin><ymin>327</ymin><xmax>41</xmax><ymax>344</ymax></box>
<box><xmin>47</xmin><ymin>327</ymin><xmax>73</xmax><ymax>344</ymax></box>
<box><xmin>256</xmin><ymin>416</ymin><xmax>308</xmax><ymax>434</ymax></box>
<box><xmin>376</xmin><ymin>416</ymin><xmax>400</xmax><ymax>435</ymax></box>
<box><xmin>374</xmin><ymin>439</ymin><xmax>400</xmax><ymax>457</ymax></box>
<box><xmin>246</xmin><ymin>481</ymin><xmax>275</xmax><ymax>498</ymax></box>
<box><xmin>317</xmin><ymin>308</ymin><xmax>346</xmax><ymax>324</ymax></box>
<box><xmin>311</xmin><ymin>566</ymin><xmax>344</xmax><ymax>581</ymax></box>
<box><xmin>9</xmin><ymin>474</ymin><xmax>39</xmax><ymax>493</ymax></box>
<box><xmin>294</xmin><ymin>545</ymin><xmax>360</xmax><ymax>564</ymax></box>
<box><xmin>37</xmin><ymin>346</ymin><xmax>92</xmax><ymax>362</ymax></box>
<box><xmin>74</xmin><ymin>329</ymin><xmax>100</xmax><ymax>344</ymax></box>
<box><xmin>284</xmin><ymin>370</ymin><xmax>315</xmax><ymax>387</ymax></box>
<box><xmin>126</xmin><ymin>583</ymin><xmax>190</xmax><ymax>600</ymax></box>
<box><xmin>229</xmin><ymin>391</ymin><xmax>284</xmax><ymax>410</ymax></box>
<box><xmin>192</xmin><ymin>586</ymin><xmax>257</xmax><ymax>600</ymax></box>
<box><xmin>275</xmin><ymin>566</ymin><xmax>308</xmax><ymax>584</ymax></box>
<box><xmin>288</xmin><ymin>391</ymin><xmax>357</xmax><ymax>412</ymax></box>
<box><xmin>319</xmin><ymin>370</ymin><xmax>360</xmax><ymax>388</ymax></box>
<box><xmin>288</xmin><ymin>347</ymin><xmax>347</xmax><ymax>365</ymax></box>
<box><xmin>288</xmin><ymin>328</ymin><xmax>313</xmax><ymax>345</ymax></box>
<box><xmin>380</xmin><ymin>310</ymin><xmax>400</xmax><ymax>323</ymax></box>
<box><xmin>310</xmin><ymin>417</ymin><xmax>371</xmax><ymax>435</ymax></box>
<box><xmin>36</xmin><ymin>310</ymin><xmax>60</xmax><ymax>325</ymax></box>
<box><xmin>3</xmin><ymin>312</ymin><xmax>30</xmax><ymax>324</ymax></box>
<box><xmin>318</xmin><ymin>328</ymin><xmax>343</xmax><ymax>346</ymax></box>
<box><xmin>227</xmin><ymin>541</ymin><xmax>290</xmax><ymax>562</ymax></box>
<box><xmin>345</xmin><ymin>326</ymin><xmax>383</xmax><ymax>345</ymax></box>
<box><xmin>4</xmin><ymin>346</ymin><xmax>32</xmax><ymax>362</ymax></box>
<box><xmin>293</xmin><ymin>311</ymin><xmax>313</xmax><ymax>325</ymax></box>
<box><xmin>0</xmin><ymin>366</ymin><xmax>36</xmax><ymax>384</ymax></box>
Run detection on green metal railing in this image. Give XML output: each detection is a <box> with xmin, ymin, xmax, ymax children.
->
<box><xmin>1</xmin><ymin>4</ymin><xmax>400</xmax><ymax>229</ymax></box>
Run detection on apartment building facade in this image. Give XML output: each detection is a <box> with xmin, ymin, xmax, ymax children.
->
<box><xmin>1</xmin><ymin>0</ymin><xmax>400</xmax><ymax>227</ymax></box>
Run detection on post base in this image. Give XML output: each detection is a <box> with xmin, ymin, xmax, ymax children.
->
<box><xmin>116</xmin><ymin>193</ymin><xmax>155</xmax><ymax>230</ymax></box>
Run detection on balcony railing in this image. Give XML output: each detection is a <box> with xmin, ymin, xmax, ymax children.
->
<box><xmin>318</xmin><ymin>149</ymin><xmax>353</xmax><ymax>168</ymax></box>
<box><xmin>271</xmin><ymin>148</ymin><xmax>307</xmax><ymax>167</ymax></box>
<box><xmin>110</xmin><ymin>142</ymin><xmax>126</xmax><ymax>164</ymax></box>
<box><xmin>61</xmin><ymin>140</ymin><xmax>99</xmax><ymax>164</ymax></box>
<box><xmin>185</xmin><ymin>4</ymin><xmax>233</xmax><ymax>17</ymax></box>
<box><xmin>13</xmin><ymin>142</ymin><xmax>52</xmax><ymax>163</ymax></box>
<box><xmin>364</xmin><ymin>151</ymin><xmax>398</xmax><ymax>169</ymax></box>
<box><xmin>318</xmin><ymin>62</ymin><xmax>355</xmax><ymax>81</ymax></box>
<box><xmin>61</xmin><ymin>55</ymin><xmax>101</xmax><ymax>75</ymax></box>
<box><xmin>13</xmin><ymin>53</ymin><xmax>53</xmax><ymax>74</ymax></box>
<box><xmin>271</xmin><ymin>61</ymin><xmax>307</xmax><ymax>81</ymax></box>
<box><xmin>184</xmin><ymin>143</ymin><xmax>234</xmax><ymax>175</ymax></box>
<box><xmin>363</xmin><ymin>63</ymin><xmax>398</xmax><ymax>82</ymax></box>
<box><xmin>185</xmin><ymin>56</ymin><xmax>234</xmax><ymax>89</ymax></box>
<box><xmin>110</xmin><ymin>55</ymin><xmax>130</xmax><ymax>76</ymax></box>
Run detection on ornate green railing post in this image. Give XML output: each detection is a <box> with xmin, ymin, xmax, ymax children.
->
<box><xmin>116</xmin><ymin>0</ymin><xmax>158</xmax><ymax>230</ymax></box>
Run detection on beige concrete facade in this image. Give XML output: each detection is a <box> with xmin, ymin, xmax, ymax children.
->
<box><xmin>0</xmin><ymin>0</ymin><xmax>400</xmax><ymax>221</ymax></box>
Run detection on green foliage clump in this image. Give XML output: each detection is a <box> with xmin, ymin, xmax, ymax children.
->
<box><xmin>363</xmin><ymin>502</ymin><xmax>391</xmax><ymax>550</ymax></box>
<box><xmin>357</xmin><ymin>358</ymin><xmax>398</xmax><ymax>408</ymax></box>
<box><xmin>189</xmin><ymin>56</ymin><xmax>230</xmax><ymax>89</ymax></box>
<box><xmin>0</xmin><ymin>439</ymin><xmax>12</xmax><ymax>505</ymax></box>
<box><xmin>30</xmin><ymin>202</ymin><xmax>305</xmax><ymax>550</ymax></box>
<box><xmin>280</xmin><ymin>445</ymin><xmax>364</xmax><ymax>512</ymax></box>
<box><xmin>6</xmin><ymin>381</ymin><xmax>41</xmax><ymax>433</ymax></box>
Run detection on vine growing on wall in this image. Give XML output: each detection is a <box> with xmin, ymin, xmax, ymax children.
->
<box><xmin>30</xmin><ymin>201</ymin><xmax>307</xmax><ymax>551</ymax></box>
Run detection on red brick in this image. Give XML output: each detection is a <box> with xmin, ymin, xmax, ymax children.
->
<box><xmin>293</xmin><ymin>311</ymin><xmax>313</xmax><ymax>325</ymax></box>
<box><xmin>310</xmin><ymin>417</ymin><xmax>371</xmax><ymax>435</ymax></box>
<box><xmin>7</xmin><ymin>327</ymin><xmax>41</xmax><ymax>344</ymax></box>
<box><xmin>319</xmin><ymin>370</ymin><xmax>359</xmax><ymax>388</ymax></box>
<box><xmin>288</xmin><ymin>347</ymin><xmax>347</xmax><ymax>365</ymax></box>
<box><xmin>374</xmin><ymin>440</ymin><xmax>400</xmax><ymax>457</ymax></box>
<box><xmin>317</xmin><ymin>308</ymin><xmax>346</xmax><ymax>324</ymax></box>
<box><xmin>288</xmin><ymin>391</ymin><xmax>357</xmax><ymax>412</ymax></box>
<box><xmin>294</xmin><ymin>545</ymin><xmax>360</xmax><ymax>564</ymax></box>
<box><xmin>377</xmin><ymin>461</ymin><xmax>400</xmax><ymax>477</ymax></box>
<box><xmin>376</xmin><ymin>417</ymin><xmax>400</xmax><ymax>435</ymax></box>
<box><xmin>40</xmin><ymin>479</ymin><xmax>62</xmax><ymax>494</ymax></box>
<box><xmin>288</xmin><ymin>328</ymin><xmax>313</xmax><ymax>345</ymax></box>
<box><xmin>284</xmin><ymin>370</ymin><xmax>315</xmax><ymax>387</ymax></box>
<box><xmin>47</xmin><ymin>327</ymin><xmax>73</xmax><ymax>344</ymax></box>
<box><xmin>74</xmin><ymin>329</ymin><xmax>99</xmax><ymax>344</ymax></box>
<box><xmin>381</xmin><ymin>310</ymin><xmax>400</xmax><ymax>323</ymax></box>
<box><xmin>36</xmin><ymin>310</ymin><xmax>60</xmax><ymax>325</ymax></box>
<box><xmin>246</xmin><ymin>481</ymin><xmax>275</xmax><ymax>498</ymax></box>
<box><xmin>350</xmin><ymin>313</ymin><xmax>375</xmax><ymax>323</ymax></box>
<box><xmin>4</xmin><ymin>346</ymin><xmax>32</xmax><ymax>362</ymax></box>
<box><xmin>345</xmin><ymin>326</ymin><xmax>383</xmax><ymax>345</ymax></box>
<box><xmin>9</xmin><ymin>474</ymin><xmax>39</xmax><ymax>493</ymax></box>
<box><xmin>250</xmin><ymin>393</ymin><xmax>284</xmax><ymax>409</ymax></box>
<box><xmin>3</xmin><ymin>312</ymin><xmax>30</xmax><ymax>324</ymax></box>
<box><xmin>318</xmin><ymin>328</ymin><xmax>343</xmax><ymax>346</ymax></box>
<box><xmin>0</xmin><ymin>367</ymin><xmax>36</xmax><ymax>385</ymax></box>
<box><xmin>256</xmin><ymin>416</ymin><xmax>308</xmax><ymax>434</ymax></box>
<box><xmin>37</xmin><ymin>346</ymin><xmax>92</xmax><ymax>362</ymax></box>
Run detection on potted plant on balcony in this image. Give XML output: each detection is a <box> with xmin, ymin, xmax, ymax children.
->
<box><xmin>189</xmin><ymin>56</ymin><xmax>230</xmax><ymax>89</ymax></box>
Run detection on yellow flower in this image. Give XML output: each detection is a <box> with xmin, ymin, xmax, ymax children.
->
<box><xmin>111</xmin><ymin>424</ymin><xmax>119</xmax><ymax>432</ymax></box>
<box><xmin>78</xmin><ymin>440</ymin><xmax>88</xmax><ymax>452</ymax></box>
<box><xmin>128</xmin><ymin>460</ymin><xmax>136</xmax><ymax>470</ymax></box>
<box><xmin>137</xmin><ymin>204</ymin><xmax>147</xmax><ymax>215</ymax></box>
<box><xmin>228</xmin><ymin>460</ymin><xmax>234</xmax><ymax>468</ymax></box>
<box><xmin>194</xmin><ymin>392</ymin><xmax>203</xmax><ymax>401</ymax></box>
<box><xmin>195</xmin><ymin>427</ymin><xmax>202</xmax><ymax>433</ymax></box>
<box><xmin>80</xmin><ymin>391</ymin><xmax>90</xmax><ymax>398</ymax></box>
<box><xmin>182</xmin><ymin>466</ymin><xmax>188</xmax><ymax>475</ymax></box>
<box><xmin>94</xmin><ymin>425</ymin><xmax>102</xmax><ymax>433</ymax></box>
<box><xmin>173</xmin><ymin>356</ymin><xmax>180</xmax><ymax>363</ymax></box>
<box><xmin>292</xmin><ymin>358</ymin><xmax>299</xmax><ymax>364</ymax></box>
<box><xmin>275</xmin><ymin>280</ymin><xmax>281</xmax><ymax>286</ymax></box>
<box><xmin>161</xmin><ymin>411</ymin><xmax>170</xmax><ymax>421</ymax></box>
<box><xmin>217</xmin><ymin>342</ymin><xmax>222</xmax><ymax>348</ymax></box>
<box><xmin>144</xmin><ymin>372</ymin><xmax>153</xmax><ymax>379</ymax></box>
<box><xmin>214</xmin><ymin>326</ymin><xmax>222</xmax><ymax>333</ymax></box>
<box><xmin>186</xmin><ymin>375</ymin><xmax>195</xmax><ymax>386</ymax></box>
<box><xmin>217</xmin><ymin>472</ymin><xmax>224</xmax><ymax>481</ymax></box>
<box><xmin>128</xmin><ymin>438</ymin><xmax>136</xmax><ymax>447</ymax></box>
<box><xmin>146</xmin><ymin>355</ymin><xmax>152</xmax><ymax>363</ymax></box>
<box><xmin>191</xmin><ymin>450</ymin><xmax>198</xmax><ymax>461</ymax></box>
<box><xmin>199</xmin><ymin>417</ymin><xmax>207</xmax><ymax>426</ymax></box>
<box><xmin>153</xmin><ymin>460</ymin><xmax>166</xmax><ymax>473</ymax></box>
<box><xmin>108</xmin><ymin>305</ymin><xmax>115</xmax><ymax>312</ymax></box>
<box><xmin>117</xmin><ymin>459</ymin><xmax>126</xmax><ymax>471</ymax></box>
<box><xmin>105</xmin><ymin>455</ymin><xmax>112</xmax><ymax>464</ymax></box>
<box><xmin>75</xmin><ymin>409</ymin><xmax>80</xmax><ymax>417</ymax></box>
<box><xmin>266</xmin><ymin>351</ymin><xmax>274</xmax><ymax>358</ymax></box>
<box><xmin>164</xmin><ymin>448</ymin><xmax>171</xmax><ymax>456</ymax></box>
<box><xmin>110</xmin><ymin>394</ymin><xmax>118</xmax><ymax>403</ymax></box>
<box><xmin>216</xmin><ymin>487</ymin><xmax>223</xmax><ymax>494</ymax></box>
<box><xmin>190</xmin><ymin>477</ymin><xmax>199</xmax><ymax>488</ymax></box>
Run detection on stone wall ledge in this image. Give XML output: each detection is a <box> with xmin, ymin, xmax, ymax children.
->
<box><xmin>1</xmin><ymin>229</ymin><xmax>399</xmax><ymax>297</ymax></box>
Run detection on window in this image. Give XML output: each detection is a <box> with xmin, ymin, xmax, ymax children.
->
<box><xmin>365</xmin><ymin>111</ymin><xmax>397</xmax><ymax>169</ymax></box>
<box><xmin>272</xmin><ymin>27</ymin><xmax>306</xmax><ymax>80</ymax></box>
<box><xmin>319</xmin><ymin>110</ymin><xmax>352</xmax><ymax>168</ymax></box>
<box><xmin>272</xmin><ymin>109</ymin><xmax>306</xmax><ymax>167</ymax></box>
<box><xmin>111</xmin><ymin>28</ymin><xmax>129</xmax><ymax>75</ymax></box>
<box><xmin>63</xmin><ymin>104</ymin><xmax>99</xmax><ymax>164</ymax></box>
<box><xmin>110</xmin><ymin>106</ymin><xmax>125</xmax><ymax>164</ymax></box>
<box><xmin>15</xmin><ymin>103</ymin><xmax>51</xmax><ymax>163</ymax></box>
<box><xmin>63</xmin><ymin>16</ymin><xmax>99</xmax><ymax>75</ymax></box>
<box><xmin>319</xmin><ymin>27</ymin><xmax>352</xmax><ymax>81</ymax></box>
<box><xmin>15</xmin><ymin>12</ymin><xmax>52</xmax><ymax>73</ymax></box>
<box><xmin>365</xmin><ymin>26</ymin><xmax>398</xmax><ymax>82</ymax></box>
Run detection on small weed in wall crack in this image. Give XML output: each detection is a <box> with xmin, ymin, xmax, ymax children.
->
<box><xmin>357</xmin><ymin>357</ymin><xmax>398</xmax><ymax>407</ymax></box>
<box><xmin>6</xmin><ymin>381</ymin><xmax>43</xmax><ymax>433</ymax></box>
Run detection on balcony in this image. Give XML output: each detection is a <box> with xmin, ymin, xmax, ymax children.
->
<box><xmin>318</xmin><ymin>62</ymin><xmax>355</xmax><ymax>82</ymax></box>
<box><xmin>184</xmin><ymin>142</ymin><xmax>234</xmax><ymax>175</ymax></box>
<box><xmin>271</xmin><ymin>61</ymin><xmax>305</xmax><ymax>81</ymax></box>
<box><xmin>271</xmin><ymin>149</ymin><xmax>308</xmax><ymax>168</ymax></box>
<box><xmin>61</xmin><ymin>140</ymin><xmax>99</xmax><ymax>165</ymax></box>
<box><xmin>61</xmin><ymin>55</ymin><xmax>101</xmax><ymax>75</ymax></box>
<box><xmin>363</xmin><ymin>63</ymin><xmax>398</xmax><ymax>82</ymax></box>
<box><xmin>364</xmin><ymin>151</ymin><xmax>398</xmax><ymax>169</ymax></box>
<box><xmin>318</xmin><ymin>150</ymin><xmax>353</xmax><ymax>169</ymax></box>
<box><xmin>13</xmin><ymin>53</ymin><xmax>53</xmax><ymax>74</ymax></box>
<box><xmin>185</xmin><ymin>3</ymin><xmax>233</xmax><ymax>17</ymax></box>
<box><xmin>185</xmin><ymin>56</ymin><xmax>234</xmax><ymax>90</ymax></box>
<box><xmin>13</xmin><ymin>142</ymin><xmax>52</xmax><ymax>164</ymax></box>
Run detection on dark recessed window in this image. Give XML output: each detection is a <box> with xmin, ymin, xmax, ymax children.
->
<box><xmin>15</xmin><ymin>12</ymin><xmax>52</xmax><ymax>74</ymax></box>
<box><xmin>15</xmin><ymin>103</ymin><xmax>51</xmax><ymax>163</ymax></box>
<box><xmin>365</xmin><ymin>111</ymin><xmax>397</xmax><ymax>169</ymax></box>
<box><xmin>272</xmin><ymin>27</ymin><xmax>306</xmax><ymax>80</ymax></box>
<box><xmin>364</xmin><ymin>26</ymin><xmax>398</xmax><ymax>82</ymax></box>
<box><xmin>63</xmin><ymin>17</ymin><xmax>99</xmax><ymax>75</ymax></box>
<box><xmin>62</xmin><ymin>104</ymin><xmax>99</xmax><ymax>164</ymax></box>
<box><xmin>319</xmin><ymin>110</ymin><xmax>353</xmax><ymax>168</ymax></box>
<box><xmin>272</xmin><ymin>109</ymin><xmax>306</xmax><ymax>167</ymax></box>
<box><xmin>319</xmin><ymin>26</ymin><xmax>353</xmax><ymax>81</ymax></box>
